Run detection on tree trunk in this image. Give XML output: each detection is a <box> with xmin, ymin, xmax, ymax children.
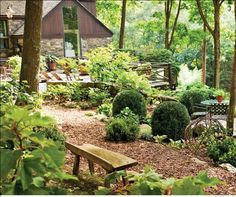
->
<box><xmin>202</xmin><ymin>23</ymin><xmax>206</xmax><ymax>84</ymax></box>
<box><xmin>20</xmin><ymin>0</ymin><xmax>43</xmax><ymax>93</ymax></box>
<box><xmin>119</xmin><ymin>0</ymin><xmax>127</xmax><ymax>49</ymax></box>
<box><xmin>164</xmin><ymin>0</ymin><xmax>171</xmax><ymax>49</ymax></box>
<box><xmin>213</xmin><ymin>0</ymin><xmax>221</xmax><ymax>88</ymax></box>
<box><xmin>226</xmin><ymin>1</ymin><xmax>236</xmax><ymax>135</ymax></box>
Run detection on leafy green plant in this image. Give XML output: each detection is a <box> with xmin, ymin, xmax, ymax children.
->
<box><xmin>97</xmin><ymin>103</ymin><xmax>112</xmax><ymax>117</ymax></box>
<box><xmin>96</xmin><ymin>167</ymin><xmax>221</xmax><ymax>195</ymax></box>
<box><xmin>88</xmin><ymin>88</ymin><xmax>110</xmax><ymax>106</ymax></box>
<box><xmin>179</xmin><ymin>89</ymin><xmax>211</xmax><ymax>115</ymax></box>
<box><xmin>115</xmin><ymin>70</ymin><xmax>152</xmax><ymax>96</ymax></box>
<box><xmin>57</xmin><ymin>57</ymin><xmax>78</xmax><ymax>72</ymax></box>
<box><xmin>45</xmin><ymin>55</ymin><xmax>58</xmax><ymax>63</ymax></box>
<box><xmin>86</xmin><ymin>45</ymin><xmax>137</xmax><ymax>82</ymax></box>
<box><xmin>44</xmin><ymin>84</ymin><xmax>72</xmax><ymax>102</ymax></box>
<box><xmin>207</xmin><ymin>137</ymin><xmax>236</xmax><ymax>167</ymax></box>
<box><xmin>106</xmin><ymin>108</ymin><xmax>140</xmax><ymax>142</ymax></box>
<box><xmin>0</xmin><ymin>104</ymin><xmax>76</xmax><ymax>194</ymax></box>
<box><xmin>112</xmin><ymin>89</ymin><xmax>147</xmax><ymax>121</ymax></box>
<box><xmin>151</xmin><ymin>101</ymin><xmax>190</xmax><ymax>141</ymax></box>
<box><xmin>0</xmin><ymin>80</ymin><xmax>42</xmax><ymax>109</ymax></box>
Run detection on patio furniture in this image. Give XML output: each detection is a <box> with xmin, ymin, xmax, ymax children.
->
<box><xmin>65</xmin><ymin>142</ymin><xmax>138</xmax><ymax>187</ymax></box>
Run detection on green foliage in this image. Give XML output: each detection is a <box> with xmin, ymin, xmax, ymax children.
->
<box><xmin>141</xmin><ymin>48</ymin><xmax>173</xmax><ymax>63</ymax></box>
<box><xmin>106</xmin><ymin>108</ymin><xmax>140</xmax><ymax>141</ymax></box>
<box><xmin>151</xmin><ymin>101</ymin><xmax>190</xmax><ymax>141</ymax></box>
<box><xmin>0</xmin><ymin>80</ymin><xmax>42</xmax><ymax>108</ymax></box>
<box><xmin>88</xmin><ymin>87</ymin><xmax>110</xmax><ymax>106</ymax></box>
<box><xmin>97</xmin><ymin>103</ymin><xmax>112</xmax><ymax>117</ymax></box>
<box><xmin>57</xmin><ymin>57</ymin><xmax>78</xmax><ymax>72</ymax></box>
<box><xmin>70</xmin><ymin>82</ymin><xmax>88</xmax><ymax>101</ymax></box>
<box><xmin>37</xmin><ymin>127</ymin><xmax>66</xmax><ymax>150</ymax></box>
<box><xmin>207</xmin><ymin>137</ymin><xmax>236</xmax><ymax>167</ymax></box>
<box><xmin>115</xmin><ymin>70</ymin><xmax>152</xmax><ymax>96</ymax></box>
<box><xmin>112</xmin><ymin>89</ymin><xmax>147</xmax><ymax>121</ymax></box>
<box><xmin>86</xmin><ymin>46</ymin><xmax>136</xmax><ymax>83</ymax></box>
<box><xmin>0</xmin><ymin>104</ymin><xmax>76</xmax><ymax>194</ymax></box>
<box><xmin>179</xmin><ymin>89</ymin><xmax>211</xmax><ymax>114</ymax></box>
<box><xmin>45</xmin><ymin>54</ymin><xmax>58</xmax><ymax>63</ymax></box>
<box><xmin>96</xmin><ymin>167</ymin><xmax>221</xmax><ymax>195</ymax></box>
<box><xmin>106</xmin><ymin>118</ymin><xmax>129</xmax><ymax>141</ymax></box>
<box><xmin>44</xmin><ymin>84</ymin><xmax>72</xmax><ymax>102</ymax></box>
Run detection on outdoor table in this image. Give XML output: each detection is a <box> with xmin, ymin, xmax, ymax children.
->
<box><xmin>201</xmin><ymin>99</ymin><xmax>229</xmax><ymax>106</ymax></box>
<box><xmin>201</xmin><ymin>99</ymin><xmax>229</xmax><ymax>116</ymax></box>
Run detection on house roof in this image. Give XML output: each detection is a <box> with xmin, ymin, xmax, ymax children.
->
<box><xmin>0</xmin><ymin>0</ymin><xmax>61</xmax><ymax>18</ymax></box>
<box><xmin>0</xmin><ymin>0</ymin><xmax>112</xmax><ymax>37</ymax></box>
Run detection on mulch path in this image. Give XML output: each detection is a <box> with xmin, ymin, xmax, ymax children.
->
<box><xmin>43</xmin><ymin>104</ymin><xmax>236</xmax><ymax>195</ymax></box>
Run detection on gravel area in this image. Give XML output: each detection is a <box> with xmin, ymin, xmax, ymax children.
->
<box><xmin>43</xmin><ymin>105</ymin><xmax>236</xmax><ymax>195</ymax></box>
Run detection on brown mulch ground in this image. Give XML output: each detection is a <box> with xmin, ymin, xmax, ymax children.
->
<box><xmin>43</xmin><ymin>104</ymin><xmax>236</xmax><ymax>195</ymax></box>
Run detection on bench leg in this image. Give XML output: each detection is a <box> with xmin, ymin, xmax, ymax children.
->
<box><xmin>72</xmin><ymin>155</ymin><xmax>80</xmax><ymax>175</ymax></box>
<box><xmin>88</xmin><ymin>160</ymin><xmax>95</xmax><ymax>175</ymax></box>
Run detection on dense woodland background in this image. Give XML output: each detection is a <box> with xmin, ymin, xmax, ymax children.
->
<box><xmin>96</xmin><ymin>0</ymin><xmax>235</xmax><ymax>90</ymax></box>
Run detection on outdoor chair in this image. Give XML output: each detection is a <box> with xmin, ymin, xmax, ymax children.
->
<box><xmin>191</xmin><ymin>103</ymin><xmax>208</xmax><ymax>119</ymax></box>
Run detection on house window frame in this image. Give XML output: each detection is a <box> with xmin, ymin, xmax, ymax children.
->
<box><xmin>0</xmin><ymin>20</ymin><xmax>10</xmax><ymax>49</ymax></box>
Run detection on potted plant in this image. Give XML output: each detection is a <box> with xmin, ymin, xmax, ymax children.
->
<box><xmin>214</xmin><ymin>89</ymin><xmax>225</xmax><ymax>103</ymax></box>
<box><xmin>56</xmin><ymin>58</ymin><xmax>78</xmax><ymax>74</ymax></box>
<box><xmin>46</xmin><ymin>55</ymin><xmax>58</xmax><ymax>71</ymax></box>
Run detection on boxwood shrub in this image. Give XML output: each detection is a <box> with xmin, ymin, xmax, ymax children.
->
<box><xmin>151</xmin><ymin>101</ymin><xmax>190</xmax><ymax>141</ymax></box>
<box><xmin>179</xmin><ymin>90</ymin><xmax>210</xmax><ymax>115</ymax></box>
<box><xmin>112</xmin><ymin>89</ymin><xmax>147</xmax><ymax>120</ymax></box>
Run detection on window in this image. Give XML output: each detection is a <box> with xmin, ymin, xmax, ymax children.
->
<box><xmin>0</xmin><ymin>20</ymin><xmax>9</xmax><ymax>49</ymax></box>
<box><xmin>62</xmin><ymin>6</ymin><xmax>81</xmax><ymax>57</ymax></box>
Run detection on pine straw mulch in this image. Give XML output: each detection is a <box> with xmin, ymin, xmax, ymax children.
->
<box><xmin>42</xmin><ymin>104</ymin><xmax>236</xmax><ymax>195</ymax></box>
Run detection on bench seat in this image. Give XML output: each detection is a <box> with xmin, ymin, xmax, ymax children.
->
<box><xmin>65</xmin><ymin>142</ymin><xmax>138</xmax><ymax>175</ymax></box>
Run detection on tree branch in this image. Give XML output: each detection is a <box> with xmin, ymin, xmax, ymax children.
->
<box><xmin>168</xmin><ymin>0</ymin><xmax>182</xmax><ymax>48</ymax></box>
<box><xmin>219</xmin><ymin>0</ymin><xmax>225</xmax><ymax>7</ymax></box>
<box><xmin>169</xmin><ymin>0</ymin><xmax>173</xmax><ymax>14</ymax></box>
<box><xmin>196</xmin><ymin>0</ymin><xmax>214</xmax><ymax>36</ymax></box>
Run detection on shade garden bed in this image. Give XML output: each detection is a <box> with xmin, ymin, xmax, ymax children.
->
<box><xmin>43</xmin><ymin>104</ymin><xmax>236</xmax><ymax>195</ymax></box>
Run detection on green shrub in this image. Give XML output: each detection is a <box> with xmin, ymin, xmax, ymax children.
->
<box><xmin>112</xmin><ymin>90</ymin><xmax>147</xmax><ymax>121</ymax></box>
<box><xmin>70</xmin><ymin>82</ymin><xmax>88</xmax><ymax>101</ymax></box>
<box><xmin>179</xmin><ymin>90</ymin><xmax>210</xmax><ymax>114</ymax></box>
<box><xmin>97</xmin><ymin>103</ymin><xmax>112</xmax><ymax>117</ymax></box>
<box><xmin>88</xmin><ymin>88</ymin><xmax>110</xmax><ymax>106</ymax></box>
<box><xmin>106</xmin><ymin>118</ymin><xmax>129</xmax><ymax>141</ymax></box>
<box><xmin>44</xmin><ymin>84</ymin><xmax>72</xmax><ymax>102</ymax></box>
<box><xmin>207</xmin><ymin>137</ymin><xmax>236</xmax><ymax>167</ymax></box>
<box><xmin>151</xmin><ymin>101</ymin><xmax>190</xmax><ymax>141</ymax></box>
<box><xmin>106</xmin><ymin>108</ymin><xmax>140</xmax><ymax>141</ymax></box>
<box><xmin>37</xmin><ymin>127</ymin><xmax>66</xmax><ymax>150</ymax></box>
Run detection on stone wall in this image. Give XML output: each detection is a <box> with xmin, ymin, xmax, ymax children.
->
<box><xmin>41</xmin><ymin>37</ymin><xmax>112</xmax><ymax>57</ymax></box>
<box><xmin>41</xmin><ymin>38</ymin><xmax>64</xmax><ymax>57</ymax></box>
<box><xmin>81</xmin><ymin>37</ymin><xmax>112</xmax><ymax>54</ymax></box>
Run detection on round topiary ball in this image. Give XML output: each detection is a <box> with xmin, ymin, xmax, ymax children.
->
<box><xmin>179</xmin><ymin>90</ymin><xmax>210</xmax><ymax>115</ymax></box>
<box><xmin>151</xmin><ymin>101</ymin><xmax>190</xmax><ymax>141</ymax></box>
<box><xmin>112</xmin><ymin>89</ymin><xmax>147</xmax><ymax>120</ymax></box>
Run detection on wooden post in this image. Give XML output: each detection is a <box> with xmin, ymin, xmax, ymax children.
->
<box><xmin>72</xmin><ymin>155</ymin><xmax>80</xmax><ymax>175</ymax></box>
<box><xmin>88</xmin><ymin>160</ymin><xmax>95</xmax><ymax>174</ymax></box>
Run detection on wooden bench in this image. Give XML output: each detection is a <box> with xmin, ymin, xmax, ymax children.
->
<box><xmin>65</xmin><ymin>142</ymin><xmax>138</xmax><ymax>184</ymax></box>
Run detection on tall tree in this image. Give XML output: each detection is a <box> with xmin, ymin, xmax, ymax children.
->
<box><xmin>164</xmin><ymin>0</ymin><xmax>182</xmax><ymax>49</ymax></box>
<box><xmin>119</xmin><ymin>0</ymin><xmax>127</xmax><ymax>49</ymax></box>
<box><xmin>202</xmin><ymin>23</ymin><xmax>207</xmax><ymax>84</ymax></box>
<box><xmin>20</xmin><ymin>0</ymin><xmax>43</xmax><ymax>93</ymax></box>
<box><xmin>196</xmin><ymin>0</ymin><xmax>224</xmax><ymax>88</ymax></box>
<box><xmin>227</xmin><ymin>1</ymin><xmax>236</xmax><ymax>134</ymax></box>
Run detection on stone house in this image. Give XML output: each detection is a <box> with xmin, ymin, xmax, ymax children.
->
<box><xmin>0</xmin><ymin>0</ymin><xmax>113</xmax><ymax>64</ymax></box>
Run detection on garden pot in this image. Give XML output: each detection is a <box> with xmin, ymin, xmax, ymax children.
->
<box><xmin>217</xmin><ymin>95</ymin><xmax>223</xmax><ymax>103</ymax></box>
<box><xmin>48</xmin><ymin>62</ymin><xmax>57</xmax><ymax>71</ymax></box>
